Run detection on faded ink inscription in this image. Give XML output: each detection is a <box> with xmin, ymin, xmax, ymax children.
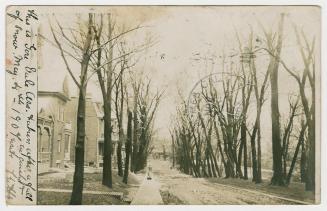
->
<box><xmin>6</xmin><ymin>8</ymin><xmax>38</xmax><ymax>204</ymax></box>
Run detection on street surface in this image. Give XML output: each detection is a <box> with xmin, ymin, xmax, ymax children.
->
<box><xmin>149</xmin><ymin>159</ymin><xmax>303</xmax><ymax>205</ymax></box>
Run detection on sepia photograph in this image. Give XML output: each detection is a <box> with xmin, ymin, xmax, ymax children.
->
<box><xmin>4</xmin><ymin>4</ymin><xmax>322</xmax><ymax>206</ymax></box>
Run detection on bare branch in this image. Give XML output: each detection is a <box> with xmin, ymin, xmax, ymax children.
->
<box><xmin>91</xmin><ymin>25</ymin><xmax>145</xmax><ymax>55</ymax></box>
<box><xmin>55</xmin><ymin>17</ymin><xmax>83</xmax><ymax>50</ymax></box>
<box><xmin>49</xmin><ymin>19</ymin><xmax>81</xmax><ymax>88</ymax></box>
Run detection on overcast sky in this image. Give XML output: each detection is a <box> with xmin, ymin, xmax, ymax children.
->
<box><xmin>38</xmin><ymin>6</ymin><xmax>320</xmax><ymax>152</ymax></box>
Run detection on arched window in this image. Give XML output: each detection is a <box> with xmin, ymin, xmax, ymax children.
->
<box><xmin>40</xmin><ymin>127</ymin><xmax>51</xmax><ymax>163</ymax></box>
<box><xmin>42</xmin><ymin>127</ymin><xmax>51</xmax><ymax>152</ymax></box>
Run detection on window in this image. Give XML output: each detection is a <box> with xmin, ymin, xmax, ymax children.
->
<box><xmin>57</xmin><ymin>139</ymin><xmax>61</xmax><ymax>152</ymax></box>
<box><xmin>64</xmin><ymin>134</ymin><xmax>70</xmax><ymax>153</ymax></box>
<box><xmin>41</xmin><ymin>127</ymin><xmax>51</xmax><ymax>153</ymax></box>
<box><xmin>98</xmin><ymin>142</ymin><xmax>104</xmax><ymax>156</ymax></box>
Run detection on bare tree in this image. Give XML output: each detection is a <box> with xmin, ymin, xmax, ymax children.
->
<box><xmin>92</xmin><ymin>13</ymin><xmax>145</xmax><ymax>186</ymax></box>
<box><xmin>170</xmin><ymin>12</ymin><xmax>316</xmax><ymax>194</ymax></box>
<box><xmin>236</xmin><ymin>30</ymin><xmax>255</xmax><ymax>180</ymax></box>
<box><xmin>268</xmin><ymin>26</ymin><xmax>315</xmax><ymax>191</ymax></box>
<box><xmin>93</xmin><ymin>13</ymin><xmax>114</xmax><ymax>187</ymax></box>
<box><xmin>263</xmin><ymin>13</ymin><xmax>286</xmax><ymax>186</ymax></box>
<box><xmin>240</xmin><ymin>30</ymin><xmax>270</xmax><ymax>183</ymax></box>
<box><xmin>131</xmin><ymin>79</ymin><xmax>141</xmax><ymax>172</ymax></box>
<box><xmin>261</xmin><ymin>22</ymin><xmax>316</xmax><ymax>191</ymax></box>
<box><xmin>133</xmin><ymin>79</ymin><xmax>163</xmax><ymax>172</ymax></box>
<box><xmin>286</xmin><ymin>117</ymin><xmax>307</xmax><ymax>185</ymax></box>
<box><xmin>49</xmin><ymin>13</ymin><xmax>94</xmax><ymax>204</ymax></box>
<box><xmin>123</xmin><ymin>110</ymin><xmax>133</xmax><ymax>184</ymax></box>
<box><xmin>114</xmin><ymin>46</ymin><xmax>126</xmax><ymax>177</ymax></box>
<box><xmin>281</xmin><ymin>96</ymin><xmax>300</xmax><ymax>177</ymax></box>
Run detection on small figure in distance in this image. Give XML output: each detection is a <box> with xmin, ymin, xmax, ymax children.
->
<box><xmin>147</xmin><ymin>164</ymin><xmax>152</xmax><ymax>180</ymax></box>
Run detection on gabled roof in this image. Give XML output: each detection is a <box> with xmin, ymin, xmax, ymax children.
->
<box><xmin>38</xmin><ymin>91</ymin><xmax>70</xmax><ymax>102</ymax></box>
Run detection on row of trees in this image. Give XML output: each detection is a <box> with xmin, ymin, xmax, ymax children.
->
<box><xmin>171</xmin><ymin>14</ymin><xmax>315</xmax><ymax>192</ymax></box>
<box><xmin>47</xmin><ymin>13</ymin><xmax>161</xmax><ymax>204</ymax></box>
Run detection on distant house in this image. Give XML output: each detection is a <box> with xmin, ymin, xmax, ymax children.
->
<box><xmin>89</xmin><ymin>100</ymin><xmax>125</xmax><ymax>168</ymax></box>
<box><xmin>37</xmin><ymin>75</ymin><xmax>123</xmax><ymax>172</ymax></box>
<box><xmin>66</xmin><ymin>95</ymin><xmax>120</xmax><ymax>168</ymax></box>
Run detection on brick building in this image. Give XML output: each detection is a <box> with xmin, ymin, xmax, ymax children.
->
<box><xmin>66</xmin><ymin>95</ymin><xmax>120</xmax><ymax>168</ymax></box>
<box><xmin>37</xmin><ymin>75</ymin><xmax>122</xmax><ymax>173</ymax></box>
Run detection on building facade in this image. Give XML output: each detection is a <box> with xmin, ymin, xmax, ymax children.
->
<box><xmin>37</xmin><ymin>77</ymin><xmax>72</xmax><ymax>169</ymax></box>
<box><xmin>37</xmin><ymin>77</ymin><xmax>122</xmax><ymax>173</ymax></box>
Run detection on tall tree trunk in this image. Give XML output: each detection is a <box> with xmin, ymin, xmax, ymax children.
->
<box><xmin>270</xmin><ymin>13</ymin><xmax>285</xmax><ymax>186</ymax></box>
<box><xmin>257</xmin><ymin>126</ymin><xmax>262</xmax><ymax>183</ymax></box>
<box><xmin>189</xmin><ymin>147</ymin><xmax>198</xmax><ymax>177</ymax></box>
<box><xmin>209</xmin><ymin>142</ymin><xmax>221</xmax><ymax>177</ymax></box>
<box><xmin>116</xmin><ymin>70</ymin><xmax>125</xmax><ymax>177</ymax></box>
<box><xmin>306</xmin><ymin>82</ymin><xmax>315</xmax><ymax>191</ymax></box>
<box><xmin>250</xmin><ymin>124</ymin><xmax>258</xmax><ymax>182</ymax></box>
<box><xmin>306</xmin><ymin>118</ymin><xmax>315</xmax><ymax>191</ymax></box>
<box><xmin>135</xmin><ymin>127</ymin><xmax>147</xmax><ymax>171</ymax></box>
<box><xmin>286</xmin><ymin>123</ymin><xmax>307</xmax><ymax>185</ymax></box>
<box><xmin>50</xmin><ymin>13</ymin><xmax>94</xmax><ymax>204</ymax></box>
<box><xmin>237</xmin><ymin>32</ymin><xmax>253</xmax><ymax>181</ymax></box>
<box><xmin>206</xmin><ymin>152</ymin><xmax>212</xmax><ymax>177</ymax></box>
<box><xmin>195</xmin><ymin>144</ymin><xmax>202</xmax><ymax>177</ymax></box>
<box><xmin>117</xmin><ymin>142</ymin><xmax>123</xmax><ymax>176</ymax></box>
<box><xmin>99</xmin><ymin>13</ymin><xmax>114</xmax><ymax>188</ymax></box>
<box><xmin>116</xmin><ymin>113</ymin><xmax>123</xmax><ymax>177</ymax></box>
<box><xmin>70</xmin><ymin>86</ymin><xmax>86</xmax><ymax>205</ymax></box>
<box><xmin>123</xmin><ymin>111</ymin><xmax>133</xmax><ymax>184</ymax></box>
<box><xmin>237</xmin><ymin>140</ymin><xmax>244</xmax><ymax>178</ymax></box>
<box><xmin>209</xmin><ymin>152</ymin><xmax>217</xmax><ymax>177</ymax></box>
<box><xmin>249</xmin><ymin>31</ymin><xmax>268</xmax><ymax>184</ymax></box>
<box><xmin>69</xmin><ymin>13</ymin><xmax>93</xmax><ymax>204</ymax></box>
<box><xmin>131</xmin><ymin>96</ymin><xmax>138</xmax><ymax>172</ymax></box>
<box><xmin>102</xmin><ymin>104</ymin><xmax>113</xmax><ymax>187</ymax></box>
<box><xmin>214</xmin><ymin>121</ymin><xmax>228</xmax><ymax>177</ymax></box>
<box><xmin>241</xmin><ymin>122</ymin><xmax>248</xmax><ymax>179</ymax></box>
<box><xmin>300</xmin><ymin>139</ymin><xmax>307</xmax><ymax>183</ymax></box>
<box><xmin>270</xmin><ymin>68</ymin><xmax>284</xmax><ymax>185</ymax></box>
<box><xmin>283</xmin><ymin>146</ymin><xmax>287</xmax><ymax>177</ymax></box>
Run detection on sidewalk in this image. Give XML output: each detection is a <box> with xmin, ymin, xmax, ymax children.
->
<box><xmin>131</xmin><ymin>174</ymin><xmax>163</xmax><ymax>205</ymax></box>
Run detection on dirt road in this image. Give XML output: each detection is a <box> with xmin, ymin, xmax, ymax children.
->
<box><xmin>149</xmin><ymin>159</ymin><xmax>306</xmax><ymax>205</ymax></box>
